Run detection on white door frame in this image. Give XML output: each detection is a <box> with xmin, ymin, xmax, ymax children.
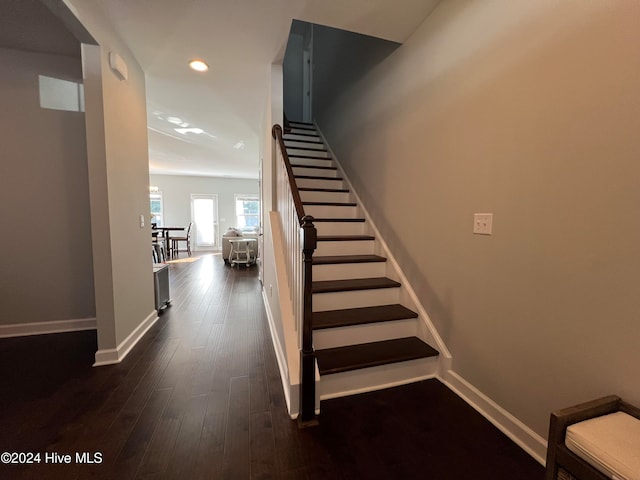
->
<box><xmin>302</xmin><ymin>49</ymin><xmax>312</xmax><ymax>123</ymax></box>
<box><xmin>258</xmin><ymin>158</ymin><xmax>264</xmax><ymax>284</ymax></box>
<box><xmin>302</xmin><ymin>25</ymin><xmax>313</xmax><ymax>124</ymax></box>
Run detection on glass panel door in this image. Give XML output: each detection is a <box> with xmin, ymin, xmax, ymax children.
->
<box><xmin>191</xmin><ymin>194</ymin><xmax>218</xmax><ymax>249</ymax></box>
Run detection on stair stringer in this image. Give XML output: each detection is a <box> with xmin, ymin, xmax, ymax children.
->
<box><xmin>314</xmin><ymin>124</ymin><xmax>453</xmax><ymax>378</ymax></box>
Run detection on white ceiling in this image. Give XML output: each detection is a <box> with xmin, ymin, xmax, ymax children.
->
<box><xmin>4</xmin><ymin>0</ymin><xmax>438</xmax><ymax>179</ymax></box>
<box><xmin>94</xmin><ymin>0</ymin><xmax>442</xmax><ymax>180</ymax></box>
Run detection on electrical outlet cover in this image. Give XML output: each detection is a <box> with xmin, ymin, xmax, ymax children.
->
<box><xmin>473</xmin><ymin>213</ymin><xmax>493</xmax><ymax>235</ymax></box>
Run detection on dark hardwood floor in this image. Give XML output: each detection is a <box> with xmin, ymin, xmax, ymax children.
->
<box><xmin>0</xmin><ymin>253</ymin><xmax>544</xmax><ymax>479</ymax></box>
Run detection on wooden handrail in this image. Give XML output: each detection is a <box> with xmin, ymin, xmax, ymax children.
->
<box><xmin>272</xmin><ymin>124</ymin><xmax>305</xmax><ymax>224</ymax></box>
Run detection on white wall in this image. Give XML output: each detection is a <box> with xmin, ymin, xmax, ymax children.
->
<box><xmin>148</xmin><ymin>174</ymin><xmax>259</xmax><ymax>248</ymax></box>
<box><xmin>260</xmin><ymin>63</ymin><xmax>301</xmax><ymax>415</ymax></box>
<box><xmin>317</xmin><ymin>0</ymin><xmax>640</xmax><ymax>438</ymax></box>
<box><xmin>0</xmin><ymin>47</ymin><xmax>94</xmax><ymax>326</ymax></box>
<box><xmin>261</xmin><ymin>64</ymin><xmax>285</xmax><ymax>355</ymax></box>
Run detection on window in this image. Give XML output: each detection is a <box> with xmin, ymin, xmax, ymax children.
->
<box><xmin>235</xmin><ymin>194</ymin><xmax>259</xmax><ymax>231</ymax></box>
<box><xmin>39</xmin><ymin>75</ymin><xmax>84</xmax><ymax>112</ymax></box>
<box><xmin>150</xmin><ymin>192</ymin><xmax>163</xmax><ymax>227</ymax></box>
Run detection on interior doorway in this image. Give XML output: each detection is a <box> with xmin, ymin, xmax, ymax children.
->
<box><xmin>191</xmin><ymin>194</ymin><xmax>219</xmax><ymax>250</ymax></box>
<box><xmin>302</xmin><ymin>48</ymin><xmax>312</xmax><ymax>123</ymax></box>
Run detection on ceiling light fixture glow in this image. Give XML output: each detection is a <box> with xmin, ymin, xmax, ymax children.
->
<box><xmin>175</xmin><ymin>127</ymin><xmax>204</xmax><ymax>135</ymax></box>
<box><xmin>189</xmin><ymin>59</ymin><xmax>209</xmax><ymax>72</ymax></box>
<box><xmin>167</xmin><ymin>116</ymin><xmax>183</xmax><ymax>125</ymax></box>
<box><xmin>233</xmin><ymin>141</ymin><xmax>245</xmax><ymax>150</ymax></box>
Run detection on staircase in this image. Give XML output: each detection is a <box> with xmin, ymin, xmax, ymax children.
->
<box><xmin>283</xmin><ymin>121</ymin><xmax>440</xmax><ymax>401</ymax></box>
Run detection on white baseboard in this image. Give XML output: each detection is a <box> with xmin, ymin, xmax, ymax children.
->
<box><xmin>0</xmin><ymin>318</ymin><xmax>97</xmax><ymax>338</ymax></box>
<box><xmin>93</xmin><ymin>310</ymin><xmax>158</xmax><ymax>366</ymax></box>
<box><xmin>442</xmin><ymin>370</ymin><xmax>547</xmax><ymax>465</ymax></box>
<box><xmin>262</xmin><ymin>289</ymin><xmax>298</xmax><ymax>418</ymax></box>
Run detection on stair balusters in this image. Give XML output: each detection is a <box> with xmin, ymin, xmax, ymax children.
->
<box><xmin>272</xmin><ymin>124</ymin><xmax>318</xmax><ymax>426</ymax></box>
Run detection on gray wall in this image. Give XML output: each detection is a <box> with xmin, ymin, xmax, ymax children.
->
<box><xmin>0</xmin><ymin>47</ymin><xmax>95</xmax><ymax>325</ymax></box>
<box><xmin>316</xmin><ymin>0</ymin><xmax>640</xmax><ymax>437</ymax></box>
<box><xmin>149</xmin><ymin>174</ymin><xmax>259</xmax><ymax>248</ymax></box>
<box><xmin>312</xmin><ymin>24</ymin><xmax>398</xmax><ymax>122</ymax></box>
<box><xmin>283</xmin><ymin>33</ymin><xmax>304</xmax><ymax>122</ymax></box>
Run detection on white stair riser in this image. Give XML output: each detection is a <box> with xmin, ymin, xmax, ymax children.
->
<box><xmin>304</xmin><ymin>205</ymin><xmax>358</xmax><ymax>218</ymax></box>
<box><xmin>313</xmin><ymin>221</ymin><xmax>364</xmax><ymax>236</ymax></box>
<box><xmin>292</xmin><ymin>166</ymin><xmax>339</xmax><ymax>178</ymax></box>
<box><xmin>287</xmin><ymin>148</ymin><xmax>330</xmax><ymax>158</ymax></box>
<box><xmin>313</xmin><ymin>318</ymin><xmax>417</xmax><ymax>350</ymax></box>
<box><xmin>285</xmin><ymin>140</ymin><xmax>326</xmax><ymax>150</ymax></box>
<box><xmin>313</xmin><ymin>287</ymin><xmax>399</xmax><ymax>312</ymax></box>
<box><xmin>313</xmin><ymin>261</ymin><xmax>386</xmax><ymax>281</ymax></box>
<box><xmin>289</xmin><ymin>157</ymin><xmax>335</xmax><ymax>168</ymax></box>
<box><xmin>284</xmin><ymin>133</ymin><xmax>321</xmax><ymax>141</ymax></box>
<box><xmin>299</xmin><ymin>190</ymin><xmax>350</xmax><ymax>203</ymax></box>
<box><xmin>315</xmin><ymin>240</ymin><xmax>374</xmax><ymax>256</ymax></box>
<box><xmin>295</xmin><ymin>177</ymin><xmax>344</xmax><ymax>190</ymax></box>
<box><xmin>318</xmin><ymin>356</ymin><xmax>438</xmax><ymax>400</ymax></box>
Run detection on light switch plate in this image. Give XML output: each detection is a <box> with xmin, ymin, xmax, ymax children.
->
<box><xmin>473</xmin><ymin>213</ymin><xmax>493</xmax><ymax>235</ymax></box>
<box><xmin>140</xmin><ymin>214</ymin><xmax>145</xmax><ymax>228</ymax></box>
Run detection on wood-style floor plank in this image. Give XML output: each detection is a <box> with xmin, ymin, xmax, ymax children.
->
<box><xmin>222</xmin><ymin>376</ymin><xmax>250</xmax><ymax>479</ymax></box>
<box><xmin>190</xmin><ymin>393</ymin><xmax>225</xmax><ymax>480</ymax></box>
<box><xmin>0</xmin><ymin>252</ymin><xmax>544</xmax><ymax>480</ymax></box>
<box><xmin>162</xmin><ymin>392</ymin><xmax>210</xmax><ymax>479</ymax></box>
<box><xmin>249</xmin><ymin>411</ymin><xmax>277</xmax><ymax>479</ymax></box>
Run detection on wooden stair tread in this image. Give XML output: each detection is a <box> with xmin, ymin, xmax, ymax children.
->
<box><xmin>292</xmin><ymin>165</ymin><xmax>337</xmax><ymax>171</ymax></box>
<box><xmin>313</xmin><ymin>304</ymin><xmax>418</xmax><ymax>330</ymax></box>
<box><xmin>317</xmin><ymin>235</ymin><xmax>375</xmax><ymax>241</ymax></box>
<box><xmin>285</xmin><ymin>139</ymin><xmax>324</xmax><ymax>145</ymax></box>
<box><xmin>303</xmin><ymin>201</ymin><xmax>357</xmax><ymax>206</ymax></box>
<box><xmin>283</xmin><ymin>132</ymin><xmax>319</xmax><ymax>138</ymax></box>
<box><xmin>312</xmin><ymin>218</ymin><xmax>365</xmax><ymax>223</ymax></box>
<box><xmin>313</xmin><ymin>254</ymin><xmax>386</xmax><ymax>265</ymax></box>
<box><xmin>288</xmin><ymin>154</ymin><xmax>333</xmax><ymax>160</ymax></box>
<box><xmin>299</xmin><ymin>187</ymin><xmax>349</xmax><ymax>193</ymax></box>
<box><xmin>316</xmin><ymin>337</ymin><xmax>438</xmax><ymax>375</ymax></box>
<box><xmin>287</xmin><ymin>146</ymin><xmax>328</xmax><ymax>152</ymax></box>
<box><xmin>295</xmin><ymin>175</ymin><xmax>343</xmax><ymax>181</ymax></box>
<box><xmin>313</xmin><ymin>277</ymin><xmax>400</xmax><ymax>293</ymax></box>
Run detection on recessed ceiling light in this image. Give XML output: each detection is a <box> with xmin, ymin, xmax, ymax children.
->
<box><xmin>233</xmin><ymin>141</ymin><xmax>245</xmax><ymax>150</ymax></box>
<box><xmin>189</xmin><ymin>59</ymin><xmax>209</xmax><ymax>72</ymax></box>
<box><xmin>175</xmin><ymin>127</ymin><xmax>204</xmax><ymax>135</ymax></box>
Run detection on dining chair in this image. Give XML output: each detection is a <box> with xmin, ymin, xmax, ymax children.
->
<box><xmin>171</xmin><ymin>222</ymin><xmax>192</xmax><ymax>257</ymax></box>
<box><xmin>152</xmin><ymin>233</ymin><xmax>166</xmax><ymax>263</ymax></box>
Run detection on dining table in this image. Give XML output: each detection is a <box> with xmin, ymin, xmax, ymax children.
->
<box><xmin>152</xmin><ymin>226</ymin><xmax>185</xmax><ymax>258</ymax></box>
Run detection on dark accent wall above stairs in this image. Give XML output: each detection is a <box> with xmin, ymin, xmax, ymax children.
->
<box><xmin>283</xmin><ymin>19</ymin><xmax>399</xmax><ymax>124</ymax></box>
